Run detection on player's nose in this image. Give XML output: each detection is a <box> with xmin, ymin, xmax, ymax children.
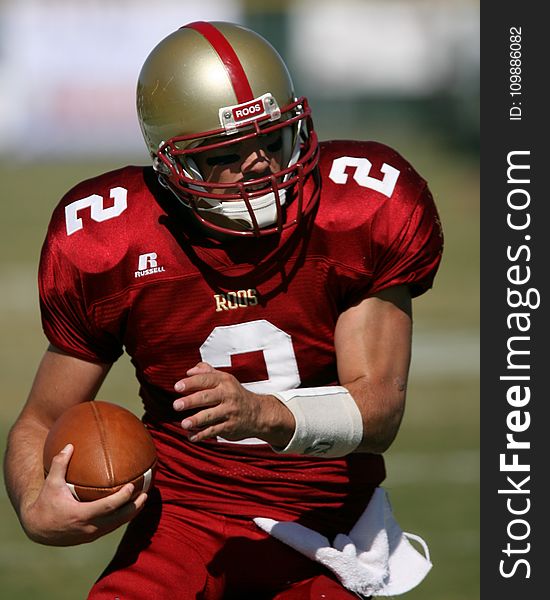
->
<box><xmin>237</xmin><ymin>137</ymin><xmax>271</xmax><ymax>169</ymax></box>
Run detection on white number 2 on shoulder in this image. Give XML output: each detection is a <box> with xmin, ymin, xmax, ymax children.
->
<box><xmin>65</xmin><ymin>187</ymin><xmax>128</xmax><ymax>235</ymax></box>
<box><xmin>328</xmin><ymin>156</ymin><xmax>400</xmax><ymax>198</ymax></box>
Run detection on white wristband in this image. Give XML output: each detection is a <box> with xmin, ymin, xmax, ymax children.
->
<box><xmin>272</xmin><ymin>386</ymin><xmax>363</xmax><ymax>458</ymax></box>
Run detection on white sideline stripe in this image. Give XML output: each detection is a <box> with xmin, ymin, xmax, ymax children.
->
<box><xmin>410</xmin><ymin>331</ymin><xmax>479</xmax><ymax>378</ymax></box>
<box><xmin>385</xmin><ymin>449</ymin><xmax>479</xmax><ymax>485</ymax></box>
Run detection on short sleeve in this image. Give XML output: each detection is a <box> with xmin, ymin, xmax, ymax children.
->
<box><xmin>369</xmin><ymin>184</ymin><xmax>443</xmax><ymax>298</ymax></box>
<box><xmin>38</xmin><ymin>233</ymin><xmax>123</xmax><ymax>364</ymax></box>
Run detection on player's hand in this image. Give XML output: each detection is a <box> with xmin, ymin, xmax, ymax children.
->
<box><xmin>21</xmin><ymin>444</ymin><xmax>147</xmax><ymax>546</ymax></box>
<box><xmin>173</xmin><ymin>362</ymin><xmax>295</xmax><ymax>446</ymax></box>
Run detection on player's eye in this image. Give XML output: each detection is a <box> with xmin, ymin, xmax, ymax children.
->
<box><xmin>266</xmin><ymin>135</ymin><xmax>282</xmax><ymax>153</ymax></box>
<box><xmin>205</xmin><ymin>153</ymin><xmax>241</xmax><ymax>166</ymax></box>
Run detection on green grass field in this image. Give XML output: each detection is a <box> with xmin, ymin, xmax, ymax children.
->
<box><xmin>0</xmin><ymin>136</ymin><xmax>479</xmax><ymax>598</ymax></box>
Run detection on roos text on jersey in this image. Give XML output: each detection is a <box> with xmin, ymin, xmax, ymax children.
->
<box><xmin>498</xmin><ymin>150</ymin><xmax>539</xmax><ymax>580</ymax></box>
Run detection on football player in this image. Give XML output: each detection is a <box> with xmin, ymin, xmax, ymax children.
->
<box><xmin>4</xmin><ymin>21</ymin><xmax>443</xmax><ymax>599</ymax></box>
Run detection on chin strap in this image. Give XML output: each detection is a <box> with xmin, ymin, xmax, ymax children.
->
<box><xmin>196</xmin><ymin>188</ymin><xmax>287</xmax><ymax>230</ymax></box>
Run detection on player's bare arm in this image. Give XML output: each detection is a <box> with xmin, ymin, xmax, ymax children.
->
<box><xmin>334</xmin><ymin>284</ymin><xmax>412</xmax><ymax>454</ymax></box>
<box><xmin>3</xmin><ymin>346</ymin><xmax>147</xmax><ymax>546</ymax></box>
<box><xmin>173</xmin><ymin>284</ymin><xmax>411</xmax><ymax>455</ymax></box>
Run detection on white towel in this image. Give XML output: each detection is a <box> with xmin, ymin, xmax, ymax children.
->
<box><xmin>254</xmin><ymin>487</ymin><xmax>432</xmax><ymax>597</ymax></box>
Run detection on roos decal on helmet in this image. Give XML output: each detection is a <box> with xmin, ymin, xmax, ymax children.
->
<box><xmin>219</xmin><ymin>93</ymin><xmax>281</xmax><ymax>132</ymax></box>
<box><xmin>136</xmin><ymin>21</ymin><xmax>320</xmax><ymax>237</ymax></box>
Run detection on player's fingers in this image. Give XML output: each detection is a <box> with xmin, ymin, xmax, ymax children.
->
<box><xmin>173</xmin><ymin>386</ymin><xmax>221</xmax><ymax>411</ymax></box>
<box><xmin>187</xmin><ymin>362</ymin><xmax>215</xmax><ymax>375</ymax></box>
<box><xmin>83</xmin><ymin>483</ymin><xmax>137</xmax><ymax>517</ymax></box>
<box><xmin>86</xmin><ymin>495</ymin><xmax>148</xmax><ymax>537</ymax></box>
<box><xmin>174</xmin><ymin>372</ymin><xmax>222</xmax><ymax>395</ymax></box>
<box><xmin>173</xmin><ymin>364</ymin><xmax>215</xmax><ymax>392</ymax></box>
<box><xmin>133</xmin><ymin>492</ymin><xmax>148</xmax><ymax>513</ymax></box>
<box><xmin>46</xmin><ymin>444</ymin><xmax>74</xmax><ymax>483</ymax></box>
<box><xmin>108</xmin><ymin>491</ymin><xmax>148</xmax><ymax>523</ymax></box>
<box><xmin>181</xmin><ymin>407</ymin><xmax>225</xmax><ymax>432</ymax></box>
<box><xmin>188</xmin><ymin>423</ymin><xmax>224</xmax><ymax>443</ymax></box>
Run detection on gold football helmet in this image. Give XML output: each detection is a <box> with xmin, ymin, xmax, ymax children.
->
<box><xmin>137</xmin><ymin>21</ymin><xmax>319</xmax><ymax>237</ymax></box>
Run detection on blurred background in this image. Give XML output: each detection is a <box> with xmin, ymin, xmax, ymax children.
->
<box><xmin>0</xmin><ymin>0</ymin><xmax>479</xmax><ymax>598</ymax></box>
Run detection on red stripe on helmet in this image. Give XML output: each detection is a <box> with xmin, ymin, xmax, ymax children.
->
<box><xmin>184</xmin><ymin>21</ymin><xmax>254</xmax><ymax>103</ymax></box>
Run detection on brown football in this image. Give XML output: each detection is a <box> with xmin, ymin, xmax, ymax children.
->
<box><xmin>43</xmin><ymin>401</ymin><xmax>157</xmax><ymax>502</ymax></box>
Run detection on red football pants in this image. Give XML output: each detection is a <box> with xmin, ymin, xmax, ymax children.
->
<box><xmin>88</xmin><ymin>493</ymin><xmax>360</xmax><ymax>599</ymax></box>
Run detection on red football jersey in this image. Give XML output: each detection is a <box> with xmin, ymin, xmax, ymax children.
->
<box><xmin>39</xmin><ymin>140</ymin><xmax>442</xmax><ymax>534</ymax></box>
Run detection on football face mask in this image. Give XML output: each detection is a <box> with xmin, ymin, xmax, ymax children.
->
<box><xmin>155</xmin><ymin>97</ymin><xmax>319</xmax><ymax>236</ymax></box>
